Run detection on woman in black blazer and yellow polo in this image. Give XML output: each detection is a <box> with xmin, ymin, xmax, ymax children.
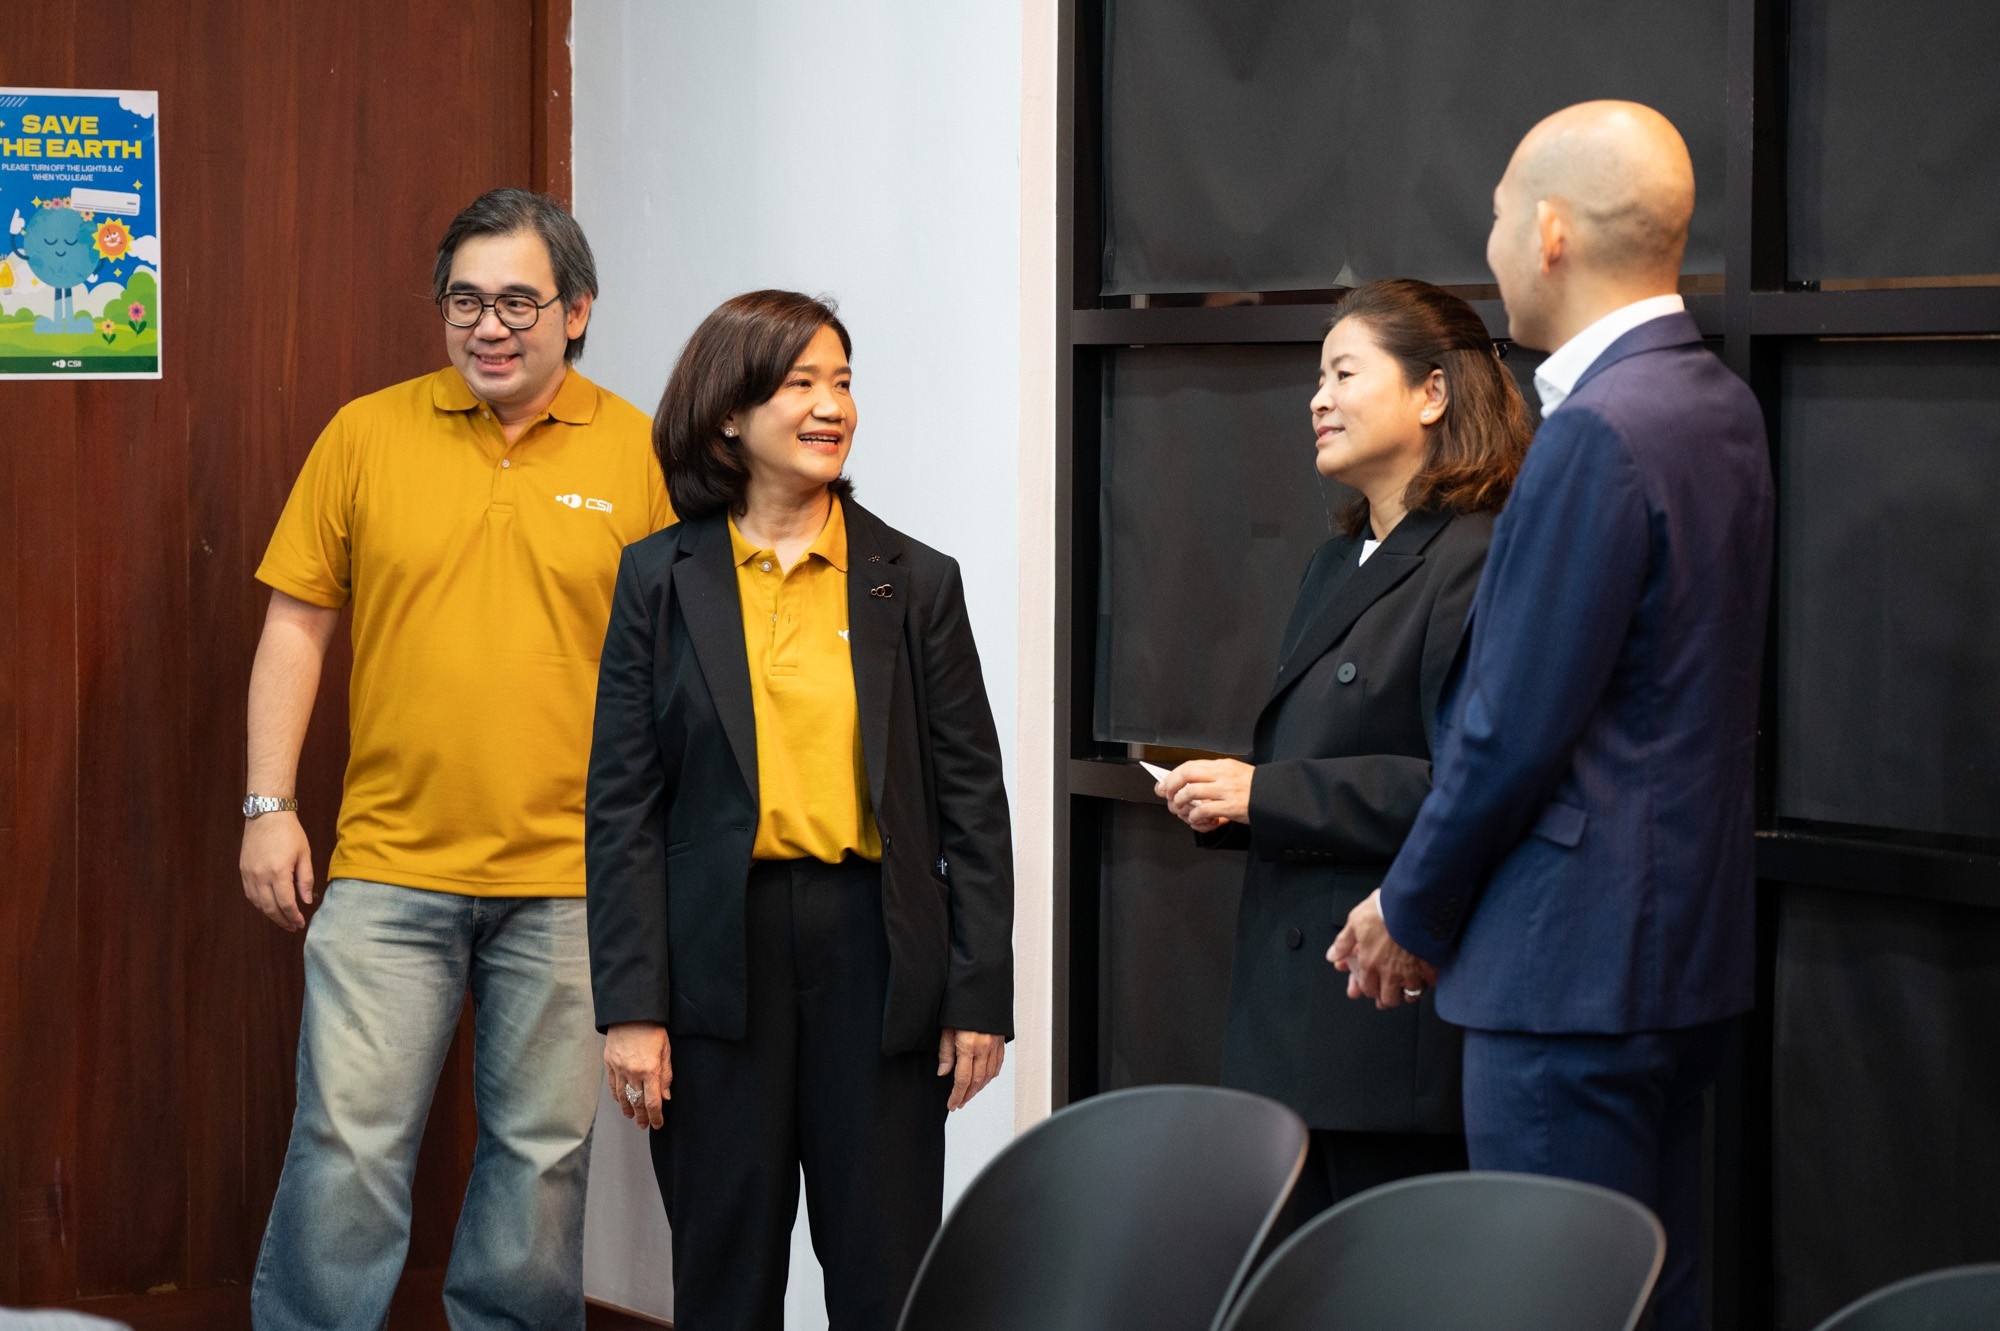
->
<box><xmin>586</xmin><ymin>290</ymin><xmax>1012</xmax><ymax>1331</ymax></box>
<box><xmin>1158</xmin><ymin>280</ymin><xmax>1529</xmax><ymax>1217</ymax></box>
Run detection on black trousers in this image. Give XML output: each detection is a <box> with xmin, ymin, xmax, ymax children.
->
<box><xmin>649</xmin><ymin>856</ymin><xmax>949</xmax><ymax>1331</ymax></box>
<box><xmin>1275</xmin><ymin>1129</ymin><xmax>1470</xmax><ymax>1238</ymax></box>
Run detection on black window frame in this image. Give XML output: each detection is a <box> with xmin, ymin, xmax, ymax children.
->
<box><xmin>1048</xmin><ymin>1</ymin><xmax>2000</xmax><ymax>1325</ymax></box>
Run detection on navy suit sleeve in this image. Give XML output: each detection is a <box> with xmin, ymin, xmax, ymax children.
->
<box><xmin>921</xmin><ymin>559</ymin><xmax>1016</xmax><ymax>1037</ymax></box>
<box><xmin>1379</xmin><ymin>409</ymin><xmax>1651</xmax><ymax>963</ymax></box>
<box><xmin>585</xmin><ymin>546</ymin><xmax>675</xmax><ymax>1031</ymax></box>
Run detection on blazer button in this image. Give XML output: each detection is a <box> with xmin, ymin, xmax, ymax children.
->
<box><xmin>1285</xmin><ymin>927</ymin><xmax>1304</xmax><ymax>950</ymax></box>
<box><xmin>1336</xmin><ymin>662</ymin><xmax>1357</xmax><ymax>684</ymax></box>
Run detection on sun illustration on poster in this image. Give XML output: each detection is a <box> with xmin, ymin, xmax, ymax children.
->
<box><xmin>93</xmin><ymin>217</ymin><xmax>134</xmax><ymax>263</ymax></box>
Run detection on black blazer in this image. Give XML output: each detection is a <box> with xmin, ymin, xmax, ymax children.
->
<box><xmin>585</xmin><ymin>499</ymin><xmax>1014</xmax><ymax>1055</ymax></box>
<box><xmin>1206</xmin><ymin>506</ymin><xmax>1490</xmax><ymax>1133</ymax></box>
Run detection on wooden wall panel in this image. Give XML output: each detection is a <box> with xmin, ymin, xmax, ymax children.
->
<box><xmin>0</xmin><ymin>0</ymin><xmax>558</xmax><ymax>1312</ymax></box>
<box><xmin>4</xmin><ymin>378</ymin><xmax>85</xmax><ymax>1305</ymax></box>
<box><xmin>533</xmin><ymin>0</ymin><xmax>577</xmax><ymax>201</ymax></box>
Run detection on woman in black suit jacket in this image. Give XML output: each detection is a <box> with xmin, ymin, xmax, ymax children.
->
<box><xmin>587</xmin><ymin>290</ymin><xmax>1012</xmax><ymax>1330</ymax></box>
<box><xmin>1158</xmin><ymin>280</ymin><xmax>1531</xmax><ymax>1215</ymax></box>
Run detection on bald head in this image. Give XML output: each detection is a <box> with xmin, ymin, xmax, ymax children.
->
<box><xmin>1484</xmin><ymin>101</ymin><xmax>1695</xmax><ymax>349</ymax></box>
<box><xmin>1506</xmin><ymin>100</ymin><xmax>1694</xmax><ymax>280</ymax></box>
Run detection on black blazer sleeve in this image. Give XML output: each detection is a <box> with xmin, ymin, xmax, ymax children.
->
<box><xmin>1191</xmin><ymin>543</ymin><xmax>1335</xmax><ymax>856</ymax></box>
<box><xmin>1245</xmin><ymin>535</ymin><xmax>1486</xmax><ymax>864</ymax></box>
<box><xmin>921</xmin><ymin>558</ymin><xmax>1016</xmax><ymax>1036</ymax></box>
<box><xmin>585</xmin><ymin>545</ymin><xmax>675</xmax><ymax>1030</ymax></box>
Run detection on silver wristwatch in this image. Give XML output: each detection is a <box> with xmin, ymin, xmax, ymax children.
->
<box><xmin>243</xmin><ymin>793</ymin><xmax>299</xmax><ymax>819</ymax></box>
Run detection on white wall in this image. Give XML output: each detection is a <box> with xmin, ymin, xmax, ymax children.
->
<box><xmin>572</xmin><ymin>3</ymin><xmax>1028</xmax><ymax>1324</ymax></box>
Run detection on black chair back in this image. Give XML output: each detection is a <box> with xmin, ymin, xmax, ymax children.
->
<box><xmin>1218</xmin><ymin>1171</ymin><xmax>1665</xmax><ymax>1331</ymax></box>
<box><xmin>896</xmin><ymin>1085</ymin><xmax>1306</xmax><ymax>1331</ymax></box>
<box><xmin>1811</xmin><ymin>1264</ymin><xmax>2000</xmax><ymax>1330</ymax></box>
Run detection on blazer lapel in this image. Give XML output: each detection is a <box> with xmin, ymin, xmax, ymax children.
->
<box><xmin>842</xmin><ymin>500</ymin><xmax>906</xmax><ymax>816</ymax></box>
<box><xmin>1266</xmin><ymin>508</ymin><xmax>1452</xmax><ymax>702</ymax></box>
<box><xmin>1276</xmin><ymin>541</ymin><xmax>1361</xmax><ymax>663</ymax></box>
<box><xmin>670</xmin><ymin>514</ymin><xmax>761</xmax><ymax>800</ymax></box>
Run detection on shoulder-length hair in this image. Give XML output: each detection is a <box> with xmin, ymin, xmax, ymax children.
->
<box><xmin>655</xmin><ymin>289</ymin><xmax>855</xmax><ymax>521</ymax></box>
<box><xmin>1327</xmin><ymin>279</ymin><xmax>1533</xmax><ymax>538</ymax></box>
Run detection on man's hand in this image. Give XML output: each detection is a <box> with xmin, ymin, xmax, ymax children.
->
<box><xmin>240</xmin><ymin>811</ymin><xmax>315</xmax><ymax>931</ymax></box>
<box><xmin>938</xmin><ymin>1029</ymin><xmax>1004</xmax><ymax>1111</ymax></box>
<box><xmin>240</xmin><ymin>589</ymin><xmax>338</xmax><ymax>930</ymax></box>
<box><xmin>1158</xmin><ymin>759</ymin><xmax>1254</xmax><ymax>834</ymax></box>
<box><xmin>605</xmin><ymin>1022</ymin><xmax>671</xmax><ymax>1130</ymax></box>
<box><xmin>1329</xmin><ymin>888</ymin><xmax>1437</xmax><ymax>1009</ymax></box>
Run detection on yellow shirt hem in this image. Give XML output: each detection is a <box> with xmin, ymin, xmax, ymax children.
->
<box><xmin>329</xmin><ymin>853</ymin><xmax>584</xmax><ymax>899</ymax></box>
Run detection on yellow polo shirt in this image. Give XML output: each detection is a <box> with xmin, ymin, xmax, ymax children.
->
<box><xmin>257</xmin><ymin>366</ymin><xmax>674</xmax><ymax>896</ymax></box>
<box><xmin>730</xmin><ymin>499</ymin><xmax>883</xmax><ymax>864</ymax></box>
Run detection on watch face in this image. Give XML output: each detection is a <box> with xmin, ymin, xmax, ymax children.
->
<box><xmin>243</xmin><ymin>796</ymin><xmax>259</xmax><ymax>817</ymax></box>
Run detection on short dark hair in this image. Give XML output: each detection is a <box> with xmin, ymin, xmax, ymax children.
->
<box><xmin>432</xmin><ymin>188</ymin><xmax>598</xmax><ymax>362</ymax></box>
<box><xmin>1326</xmin><ymin>279</ymin><xmax>1533</xmax><ymax>537</ymax></box>
<box><xmin>655</xmin><ymin>290</ymin><xmax>855</xmax><ymax>520</ymax></box>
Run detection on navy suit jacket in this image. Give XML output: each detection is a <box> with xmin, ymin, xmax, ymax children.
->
<box><xmin>1379</xmin><ymin>312</ymin><xmax>1773</xmax><ymax>1034</ymax></box>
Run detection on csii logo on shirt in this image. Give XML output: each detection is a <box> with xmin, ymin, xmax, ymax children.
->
<box><xmin>553</xmin><ymin>493</ymin><xmax>614</xmax><ymax>514</ymax></box>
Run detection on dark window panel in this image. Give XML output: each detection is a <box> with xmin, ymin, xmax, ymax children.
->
<box><xmin>1102</xmin><ymin>801</ymin><xmax>1243</xmax><ymax>1090</ymax></box>
<box><xmin>1773</xmin><ymin>885</ymin><xmax>2000</xmax><ymax>1329</ymax></box>
<box><xmin>1095</xmin><ymin>341</ymin><xmax>1541</xmax><ymax>754</ymax></box>
<box><xmin>1095</xmin><ymin>344</ymin><xmax>1343</xmax><ymax>752</ymax></box>
<box><xmin>1101</xmin><ymin>0</ymin><xmax>1726</xmax><ymax>296</ymax></box>
<box><xmin>1776</xmin><ymin>341</ymin><xmax>2000</xmax><ymax>840</ymax></box>
<box><xmin>1788</xmin><ymin>0</ymin><xmax>2000</xmax><ymax>282</ymax></box>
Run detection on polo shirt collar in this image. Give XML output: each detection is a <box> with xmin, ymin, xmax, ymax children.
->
<box><xmin>728</xmin><ymin>497</ymin><xmax>850</xmax><ymax>572</ymax></box>
<box><xmin>432</xmin><ymin>366</ymin><xmax>481</xmax><ymax>412</ymax></box>
<box><xmin>428</xmin><ymin>365</ymin><xmax>599</xmax><ymax>425</ymax></box>
<box><xmin>547</xmin><ymin>368</ymin><xmax>598</xmax><ymax>425</ymax></box>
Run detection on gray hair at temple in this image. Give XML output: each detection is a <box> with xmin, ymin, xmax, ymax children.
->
<box><xmin>431</xmin><ymin>188</ymin><xmax>600</xmax><ymax>362</ymax></box>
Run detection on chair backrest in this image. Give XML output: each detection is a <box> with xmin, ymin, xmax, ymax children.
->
<box><xmin>1218</xmin><ymin>1171</ymin><xmax>1665</xmax><ymax>1331</ymax></box>
<box><xmin>1810</xmin><ymin>1264</ymin><xmax>2000</xmax><ymax>1331</ymax></box>
<box><xmin>897</xmin><ymin>1085</ymin><xmax>1307</xmax><ymax>1331</ymax></box>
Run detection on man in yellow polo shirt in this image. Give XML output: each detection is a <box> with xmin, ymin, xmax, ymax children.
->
<box><xmin>237</xmin><ymin>189</ymin><xmax>672</xmax><ymax>1331</ymax></box>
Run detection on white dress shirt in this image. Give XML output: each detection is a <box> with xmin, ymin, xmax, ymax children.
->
<box><xmin>1531</xmin><ymin>293</ymin><xmax>1686</xmax><ymax>417</ymax></box>
<box><xmin>1359</xmin><ymin>537</ymin><xmax>1381</xmax><ymax>565</ymax></box>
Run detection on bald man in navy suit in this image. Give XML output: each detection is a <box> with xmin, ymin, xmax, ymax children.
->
<box><xmin>1332</xmin><ymin>102</ymin><xmax>1773</xmax><ymax>1331</ymax></box>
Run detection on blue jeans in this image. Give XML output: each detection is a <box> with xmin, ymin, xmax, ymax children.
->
<box><xmin>1461</xmin><ymin>1020</ymin><xmax>1734</xmax><ymax>1331</ymax></box>
<box><xmin>251</xmin><ymin>880</ymin><xmax>602</xmax><ymax>1331</ymax></box>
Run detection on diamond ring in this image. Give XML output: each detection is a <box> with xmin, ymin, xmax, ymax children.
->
<box><xmin>623</xmin><ymin>1083</ymin><xmax>642</xmax><ymax>1106</ymax></box>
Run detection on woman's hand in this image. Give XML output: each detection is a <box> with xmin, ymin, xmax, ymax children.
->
<box><xmin>605</xmin><ymin>1021</ymin><xmax>671</xmax><ymax>1130</ymax></box>
<box><xmin>1158</xmin><ymin>759</ymin><xmax>1255</xmax><ymax>833</ymax></box>
<box><xmin>937</xmin><ymin>1029</ymin><xmax>1005</xmax><ymax>1111</ymax></box>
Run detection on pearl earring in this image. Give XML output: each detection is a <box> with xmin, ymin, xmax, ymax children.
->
<box><xmin>722</xmin><ymin>426</ymin><xmax>738</xmax><ymax>437</ymax></box>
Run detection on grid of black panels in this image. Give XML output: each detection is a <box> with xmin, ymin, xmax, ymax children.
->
<box><xmin>1053</xmin><ymin>1</ymin><xmax>2000</xmax><ymax>1327</ymax></box>
<box><xmin>1101</xmin><ymin>0</ymin><xmax>1730</xmax><ymax>294</ymax></box>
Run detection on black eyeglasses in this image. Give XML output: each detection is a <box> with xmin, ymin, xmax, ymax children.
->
<box><xmin>439</xmin><ymin>291</ymin><xmax>561</xmax><ymax>330</ymax></box>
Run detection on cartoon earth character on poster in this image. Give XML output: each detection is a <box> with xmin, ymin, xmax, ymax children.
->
<box><xmin>9</xmin><ymin>201</ymin><xmax>109</xmax><ymax>333</ymax></box>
